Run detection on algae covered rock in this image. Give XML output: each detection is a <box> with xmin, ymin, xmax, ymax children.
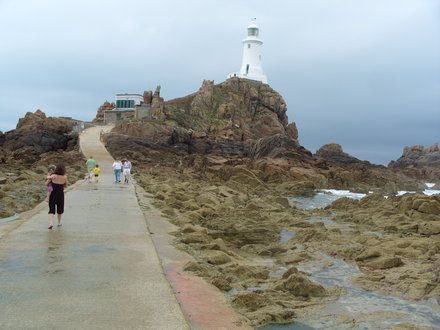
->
<box><xmin>232</xmin><ymin>292</ymin><xmax>270</xmax><ymax>312</ymax></box>
<box><xmin>275</xmin><ymin>271</ymin><xmax>326</xmax><ymax>297</ymax></box>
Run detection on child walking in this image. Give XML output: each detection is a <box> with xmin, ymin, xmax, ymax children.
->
<box><xmin>93</xmin><ymin>164</ymin><xmax>101</xmax><ymax>182</ymax></box>
<box><xmin>45</xmin><ymin>164</ymin><xmax>56</xmax><ymax>202</ymax></box>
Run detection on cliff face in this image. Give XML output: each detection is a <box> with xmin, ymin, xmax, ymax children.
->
<box><xmin>389</xmin><ymin>144</ymin><xmax>440</xmax><ymax>181</ymax></box>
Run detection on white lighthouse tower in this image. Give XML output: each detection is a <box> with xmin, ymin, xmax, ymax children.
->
<box><xmin>228</xmin><ymin>20</ymin><xmax>268</xmax><ymax>83</ymax></box>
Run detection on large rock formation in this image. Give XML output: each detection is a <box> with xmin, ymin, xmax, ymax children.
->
<box><xmin>0</xmin><ymin>110</ymin><xmax>85</xmax><ymax>217</ymax></box>
<box><xmin>389</xmin><ymin>144</ymin><xmax>440</xmax><ymax>181</ymax></box>
<box><xmin>93</xmin><ymin>101</ymin><xmax>115</xmax><ymax>123</ymax></box>
<box><xmin>315</xmin><ymin>143</ymin><xmax>369</xmax><ymax>165</ymax></box>
<box><xmin>108</xmin><ymin>78</ymin><xmax>300</xmax><ymax>157</ymax></box>
<box><xmin>1</xmin><ymin>110</ymin><xmax>79</xmax><ymax>163</ymax></box>
<box><xmin>104</xmin><ymin>78</ymin><xmax>420</xmax><ymax>191</ymax></box>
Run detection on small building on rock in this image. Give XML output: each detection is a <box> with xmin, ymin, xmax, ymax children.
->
<box><xmin>103</xmin><ymin>89</ymin><xmax>164</xmax><ymax>124</ymax></box>
<box><xmin>104</xmin><ymin>94</ymin><xmax>142</xmax><ymax>123</ymax></box>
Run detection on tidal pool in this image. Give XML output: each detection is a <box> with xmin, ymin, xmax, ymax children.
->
<box><xmin>305</xmin><ymin>217</ymin><xmax>336</xmax><ymax>226</ymax></box>
<box><xmin>262</xmin><ymin>255</ymin><xmax>440</xmax><ymax>329</ymax></box>
<box><xmin>280</xmin><ymin>229</ymin><xmax>295</xmax><ymax>243</ymax></box>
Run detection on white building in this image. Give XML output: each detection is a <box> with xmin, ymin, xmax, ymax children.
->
<box><xmin>115</xmin><ymin>93</ymin><xmax>143</xmax><ymax>110</ymax></box>
<box><xmin>228</xmin><ymin>20</ymin><xmax>268</xmax><ymax>84</ymax></box>
<box><xmin>104</xmin><ymin>93</ymin><xmax>143</xmax><ymax>123</ymax></box>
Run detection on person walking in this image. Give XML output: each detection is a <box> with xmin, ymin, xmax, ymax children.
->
<box><xmin>93</xmin><ymin>164</ymin><xmax>101</xmax><ymax>183</ymax></box>
<box><xmin>122</xmin><ymin>159</ymin><xmax>132</xmax><ymax>184</ymax></box>
<box><xmin>85</xmin><ymin>156</ymin><xmax>96</xmax><ymax>182</ymax></box>
<box><xmin>46</xmin><ymin>164</ymin><xmax>68</xmax><ymax>229</ymax></box>
<box><xmin>112</xmin><ymin>159</ymin><xmax>122</xmax><ymax>183</ymax></box>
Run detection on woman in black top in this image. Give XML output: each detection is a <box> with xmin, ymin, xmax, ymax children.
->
<box><xmin>46</xmin><ymin>164</ymin><xmax>68</xmax><ymax>229</ymax></box>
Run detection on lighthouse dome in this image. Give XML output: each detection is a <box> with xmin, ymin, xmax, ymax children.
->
<box><xmin>247</xmin><ymin>21</ymin><xmax>259</xmax><ymax>37</ymax></box>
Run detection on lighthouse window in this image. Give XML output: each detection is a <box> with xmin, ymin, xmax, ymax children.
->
<box><xmin>248</xmin><ymin>44</ymin><xmax>251</xmax><ymax>49</ymax></box>
<box><xmin>248</xmin><ymin>28</ymin><xmax>258</xmax><ymax>36</ymax></box>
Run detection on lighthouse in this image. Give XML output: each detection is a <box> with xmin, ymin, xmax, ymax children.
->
<box><xmin>228</xmin><ymin>20</ymin><xmax>268</xmax><ymax>84</ymax></box>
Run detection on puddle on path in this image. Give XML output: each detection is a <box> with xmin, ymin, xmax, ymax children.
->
<box><xmin>83</xmin><ymin>245</ymin><xmax>116</xmax><ymax>253</ymax></box>
<box><xmin>262</xmin><ymin>255</ymin><xmax>440</xmax><ymax>329</ymax></box>
<box><xmin>0</xmin><ymin>213</ymin><xmax>19</xmax><ymax>225</ymax></box>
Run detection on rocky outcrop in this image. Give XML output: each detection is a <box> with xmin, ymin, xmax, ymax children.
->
<box><xmin>0</xmin><ymin>110</ymin><xmax>85</xmax><ymax>217</ymax></box>
<box><xmin>105</xmin><ymin>79</ymin><xmax>422</xmax><ymax>191</ymax></box>
<box><xmin>315</xmin><ymin>143</ymin><xmax>369</xmax><ymax>165</ymax></box>
<box><xmin>1</xmin><ymin>110</ymin><xmax>78</xmax><ymax>163</ymax></box>
<box><xmin>389</xmin><ymin>144</ymin><xmax>440</xmax><ymax>181</ymax></box>
<box><xmin>93</xmin><ymin>101</ymin><xmax>115</xmax><ymax>123</ymax></box>
<box><xmin>139</xmin><ymin>85</ymin><xmax>165</xmax><ymax>120</ymax></box>
<box><xmin>172</xmin><ymin>78</ymin><xmax>293</xmax><ymax>141</ymax></box>
<box><xmin>108</xmin><ymin>78</ymin><xmax>301</xmax><ymax>158</ymax></box>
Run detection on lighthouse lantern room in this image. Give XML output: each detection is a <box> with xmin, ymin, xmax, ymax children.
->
<box><xmin>228</xmin><ymin>20</ymin><xmax>268</xmax><ymax>84</ymax></box>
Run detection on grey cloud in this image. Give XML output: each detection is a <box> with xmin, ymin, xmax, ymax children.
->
<box><xmin>0</xmin><ymin>0</ymin><xmax>438</xmax><ymax>165</ymax></box>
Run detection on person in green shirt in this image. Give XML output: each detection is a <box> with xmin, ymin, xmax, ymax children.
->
<box><xmin>86</xmin><ymin>156</ymin><xmax>96</xmax><ymax>182</ymax></box>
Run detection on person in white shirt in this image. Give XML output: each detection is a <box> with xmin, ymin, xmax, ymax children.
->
<box><xmin>123</xmin><ymin>160</ymin><xmax>132</xmax><ymax>184</ymax></box>
<box><xmin>112</xmin><ymin>160</ymin><xmax>122</xmax><ymax>183</ymax></box>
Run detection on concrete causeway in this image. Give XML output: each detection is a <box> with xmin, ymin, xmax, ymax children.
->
<box><xmin>0</xmin><ymin>126</ymin><xmax>188</xmax><ymax>329</ymax></box>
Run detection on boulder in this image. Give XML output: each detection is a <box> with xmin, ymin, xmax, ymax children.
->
<box><xmin>419</xmin><ymin>223</ymin><xmax>440</xmax><ymax>236</ymax></box>
<box><xmin>232</xmin><ymin>292</ymin><xmax>270</xmax><ymax>312</ymax></box>
<box><xmin>211</xmin><ymin>276</ymin><xmax>232</xmax><ymax>291</ymax></box>
<box><xmin>418</xmin><ymin>201</ymin><xmax>440</xmax><ymax>214</ymax></box>
<box><xmin>201</xmin><ymin>250</ymin><xmax>231</xmax><ymax>265</ymax></box>
<box><xmin>275</xmin><ymin>273</ymin><xmax>326</xmax><ymax>297</ymax></box>
<box><xmin>180</xmin><ymin>232</ymin><xmax>210</xmax><ymax>244</ymax></box>
<box><xmin>368</xmin><ymin>257</ymin><xmax>404</xmax><ymax>269</ymax></box>
<box><xmin>355</xmin><ymin>248</ymin><xmax>382</xmax><ymax>261</ymax></box>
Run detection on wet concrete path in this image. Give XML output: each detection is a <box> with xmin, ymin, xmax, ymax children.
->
<box><xmin>0</xmin><ymin>126</ymin><xmax>188</xmax><ymax>329</ymax></box>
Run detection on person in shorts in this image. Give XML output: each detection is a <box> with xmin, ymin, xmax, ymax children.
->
<box><xmin>86</xmin><ymin>156</ymin><xmax>96</xmax><ymax>182</ymax></box>
<box><xmin>123</xmin><ymin>159</ymin><xmax>132</xmax><ymax>184</ymax></box>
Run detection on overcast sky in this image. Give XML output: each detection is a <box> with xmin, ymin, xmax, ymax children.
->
<box><xmin>0</xmin><ymin>0</ymin><xmax>439</xmax><ymax>164</ymax></box>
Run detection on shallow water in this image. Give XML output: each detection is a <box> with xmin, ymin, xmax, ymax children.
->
<box><xmin>280</xmin><ymin>229</ymin><xmax>295</xmax><ymax>243</ymax></box>
<box><xmin>262</xmin><ymin>255</ymin><xmax>440</xmax><ymax>329</ymax></box>
<box><xmin>288</xmin><ymin>194</ymin><xmax>339</xmax><ymax>210</ymax></box>
<box><xmin>305</xmin><ymin>217</ymin><xmax>336</xmax><ymax>226</ymax></box>
<box><xmin>289</xmin><ymin>190</ymin><xmax>365</xmax><ymax>210</ymax></box>
<box><xmin>290</xmin><ymin>189</ymin><xmax>439</xmax><ymax>212</ymax></box>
